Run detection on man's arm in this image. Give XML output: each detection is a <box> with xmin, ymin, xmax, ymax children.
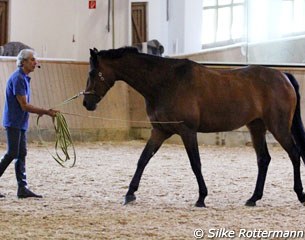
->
<box><xmin>16</xmin><ymin>95</ymin><xmax>57</xmax><ymax>117</ymax></box>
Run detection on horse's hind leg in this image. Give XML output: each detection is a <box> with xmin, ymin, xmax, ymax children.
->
<box><xmin>124</xmin><ymin>128</ymin><xmax>171</xmax><ymax>205</ymax></box>
<box><xmin>287</xmin><ymin>146</ymin><xmax>305</xmax><ymax>204</ymax></box>
<box><xmin>269</xmin><ymin>127</ymin><xmax>305</xmax><ymax>205</ymax></box>
<box><xmin>180</xmin><ymin>131</ymin><xmax>207</xmax><ymax>207</ymax></box>
<box><xmin>246</xmin><ymin>120</ymin><xmax>271</xmax><ymax>206</ymax></box>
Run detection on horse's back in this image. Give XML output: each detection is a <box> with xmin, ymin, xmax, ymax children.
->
<box><xmin>197</xmin><ymin>65</ymin><xmax>295</xmax><ymax>100</ymax></box>
<box><xmin>178</xmin><ymin>65</ymin><xmax>297</xmax><ymax>132</ymax></box>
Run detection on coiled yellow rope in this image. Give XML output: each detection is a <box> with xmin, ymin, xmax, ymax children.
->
<box><xmin>37</xmin><ymin>112</ymin><xmax>76</xmax><ymax>168</ymax></box>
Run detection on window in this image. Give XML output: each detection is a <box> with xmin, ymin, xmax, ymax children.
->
<box><xmin>280</xmin><ymin>0</ymin><xmax>305</xmax><ymax>36</ymax></box>
<box><xmin>202</xmin><ymin>0</ymin><xmax>305</xmax><ymax>48</ymax></box>
<box><xmin>202</xmin><ymin>0</ymin><xmax>245</xmax><ymax>47</ymax></box>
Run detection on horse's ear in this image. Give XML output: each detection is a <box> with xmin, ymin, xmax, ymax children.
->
<box><xmin>90</xmin><ymin>48</ymin><xmax>96</xmax><ymax>57</ymax></box>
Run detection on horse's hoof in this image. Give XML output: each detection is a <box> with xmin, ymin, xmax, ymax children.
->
<box><xmin>298</xmin><ymin>193</ymin><xmax>305</xmax><ymax>204</ymax></box>
<box><xmin>195</xmin><ymin>201</ymin><xmax>206</xmax><ymax>208</ymax></box>
<box><xmin>245</xmin><ymin>200</ymin><xmax>256</xmax><ymax>207</ymax></box>
<box><xmin>123</xmin><ymin>194</ymin><xmax>136</xmax><ymax>205</ymax></box>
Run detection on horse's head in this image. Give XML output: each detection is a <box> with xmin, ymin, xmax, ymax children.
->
<box><xmin>83</xmin><ymin>48</ymin><xmax>115</xmax><ymax>111</ymax></box>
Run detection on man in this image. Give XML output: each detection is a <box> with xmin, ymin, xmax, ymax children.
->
<box><xmin>0</xmin><ymin>49</ymin><xmax>57</xmax><ymax>198</ymax></box>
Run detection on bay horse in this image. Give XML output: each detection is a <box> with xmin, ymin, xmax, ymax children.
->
<box><xmin>83</xmin><ymin>47</ymin><xmax>305</xmax><ymax>207</ymax></box>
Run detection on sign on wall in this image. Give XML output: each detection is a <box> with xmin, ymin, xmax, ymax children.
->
<box><xmin>89</xmin><ymin>0</ymin><xmax>96</xmax><ymax>9</ymax></box>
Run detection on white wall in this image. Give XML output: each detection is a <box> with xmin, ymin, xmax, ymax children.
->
<box><xmin>168</xmin><ymin>0</ymin><xmax>185</xmax><ymax>54</ymax></box>
<box><xmin>7</xmin><ymin>0</ymin><xmax>203</xmax><ymax>60</ymax></box>
<box><xmin>184</xmin><ymin>0</ymin><xmax>202</xmax><ymax>53</ymax></box>
<box><xmin>166</xmin><ymin>0</ymin><xmax>203</xmax><ymax>55</ymax></box>
<box><xmin>9</xmin><ymin>0</ymin><xmax>115</xmax><ymax>61</ymax></box>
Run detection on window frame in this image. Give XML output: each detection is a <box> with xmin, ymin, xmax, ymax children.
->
<box><xmin>202</xmin><ymin>0</ymin><xmax>246</xmax><ymax>49</ymax></box>
<box><xmin>202</xmin><ymin>0</ymin><xmax>305</xmax><ymax>49</ymax></box>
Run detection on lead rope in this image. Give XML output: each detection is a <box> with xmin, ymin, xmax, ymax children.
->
<box><xmin>36</xmin><ymin>93</ymin><xmax>81</xmax><ymax>168</ymax></box>
<box><xmin>36</xmin><ymin>91</ymin><xmax>184</xmax><ymax>168</ymax></box>
<box><xmin>36</xmin><ymin>112</ymin><xmax>76</xmax><ymax>168</ymax></box>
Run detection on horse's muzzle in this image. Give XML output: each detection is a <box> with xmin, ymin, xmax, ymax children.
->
<box><xmin>83</xmin><ymin>94</ymin><xmax>101</xmax><ymax>111</ymax></box>
<box><xmin>83</xmin><ymin>99</ymin><xmax>97</xmax><ymax>111</ymax></box>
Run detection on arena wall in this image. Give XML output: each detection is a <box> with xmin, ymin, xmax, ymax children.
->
<box><xmin>1</xmin><ymin>57</ymin><xmax>305</xmax><ymax>146</ymax></box>
<box><xmin>0</xmin><ymin>57</ymin><xmax>130</xmax><ymax>142</ymax></box>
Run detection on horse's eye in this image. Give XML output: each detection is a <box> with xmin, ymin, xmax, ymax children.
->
<box><xmin>89</xmin><ymin>70</ymin><xmax>97</xmax><ymax>78</ymax></box>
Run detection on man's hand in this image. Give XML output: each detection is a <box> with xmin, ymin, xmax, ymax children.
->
<box><xmin>47</xmin><ymin>109</ymin><xmax>59</xmax><ymax>118</ymax></box>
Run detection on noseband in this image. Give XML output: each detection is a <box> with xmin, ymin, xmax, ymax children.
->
<box><xmin>81</xmin><ymin>90</ymin><xmax>101</xmax><ymax>99</ymax></box>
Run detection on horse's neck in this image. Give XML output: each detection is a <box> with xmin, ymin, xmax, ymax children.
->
<box><xmin>113</xmin><ymin>55</ymin><xmax>163</xmax><ymax>101</ymax></box>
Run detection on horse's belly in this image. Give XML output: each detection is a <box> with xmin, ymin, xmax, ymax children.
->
<box><xmin>195</xmin><ymin>97</ymin><xmax>260</xmax><ymax>132</ymax></box>
<box><xmin>198</xmin><ymin>123</ymin><xmax>243</xmax><ymax>133</ymax></box>
<box><xmin>197</xmin><ymin>111</ymin><xmax>254</xmax><ymax>133</ymax></box>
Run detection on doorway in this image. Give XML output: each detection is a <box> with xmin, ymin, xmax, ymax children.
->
<box><xmin>131</xmin><ymin>2</ymin><xmax>147</xmax><ymax>45</ymax></box>
<box><xmin>0</xmin><ymin>0</ymin><xmax>8</xmax><ymax>45</ymax></box>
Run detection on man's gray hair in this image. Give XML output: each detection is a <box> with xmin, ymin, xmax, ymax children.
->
<box><xmin>16</xmin><ymin>49</ymin><xmax>36</xmax><ymax>67</ymax></box>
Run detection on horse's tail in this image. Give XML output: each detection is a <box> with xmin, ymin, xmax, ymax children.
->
<box><xmin>285</xmin><ymin>72</ymin><xmax>305</xmax><ymax>164</ymax></box>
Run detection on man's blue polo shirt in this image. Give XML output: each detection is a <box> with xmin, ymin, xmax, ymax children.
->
<box><xmin>2</xmin><ymin>68</ymin><xmax>31</xmax><ymax>130</ymax></box>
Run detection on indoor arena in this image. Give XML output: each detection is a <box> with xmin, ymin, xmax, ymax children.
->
<box><xmin>1</xmin><ymin>1</ymin><xmax>305</xmax><ymax>239</ymax></box>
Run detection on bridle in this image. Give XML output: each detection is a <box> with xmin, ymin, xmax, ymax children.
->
<box><xmin>82</xmin><ymin>68</ymin><xmax>113</xmax><ymax>98</ymax></box>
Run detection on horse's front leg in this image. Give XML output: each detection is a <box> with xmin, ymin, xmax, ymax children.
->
<box><xmin>181</xmin><ymin>131</ymin><xmax>207</xmax><ymax>207</ymax></box>
<box><xmin>124</xmin><ymin>129</ymin><xmax>171</xmax><ymax>205</ymax></box>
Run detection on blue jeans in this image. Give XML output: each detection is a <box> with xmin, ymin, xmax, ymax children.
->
<box><xmin>0</xmin><ymin>127</ymin><xmax>27</xmax><ymax>187</ymax></box>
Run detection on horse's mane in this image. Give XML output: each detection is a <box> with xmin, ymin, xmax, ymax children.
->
<box><xmin>97</xmin><ymin>47</ymin><xmax>139</xmax><ymax>59</ymax></box>
<box><xmin>95</xmin><ymin>46</ymin><xmax>194</xmax><ymax>71</ymax></box>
